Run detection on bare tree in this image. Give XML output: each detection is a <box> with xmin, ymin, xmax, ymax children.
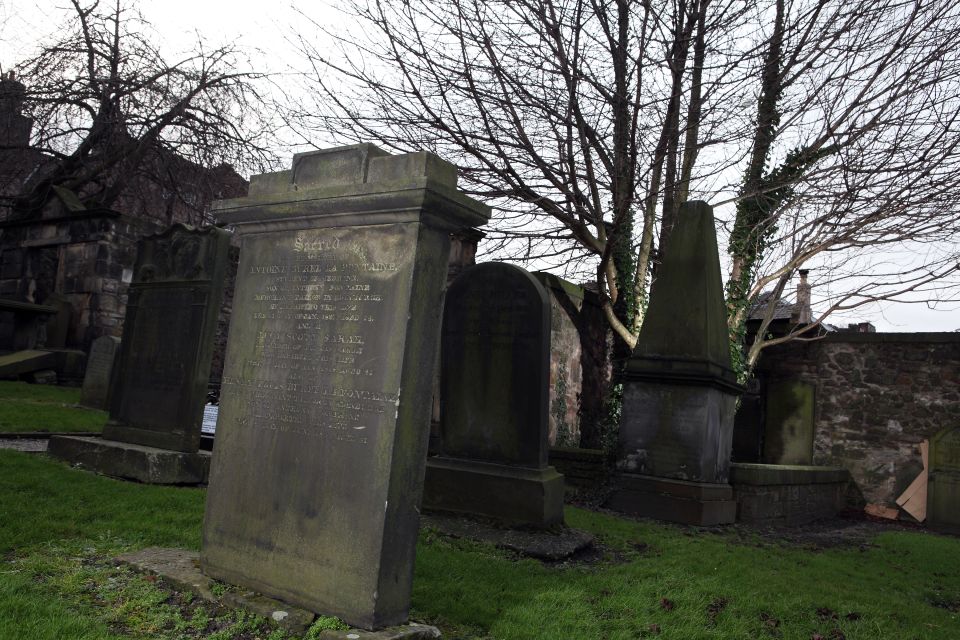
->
<box><xmin>727</xmin><ymin>0</ymin><xmax>960</xmax><ymax>372</ymax></box>
<box><xmin>286</xmin><ymin>0</ymin><xmax>756</xmax><ymax>350</ymax></box>
<box><xmin>4</xmin><ymin>0</ymin><xmax>279</xmax><ymax>224</ymax></box>
<box><xmin>285</xmin><ymin>0</ymin><xmax>960</xmax><ymax>392</ymax></box>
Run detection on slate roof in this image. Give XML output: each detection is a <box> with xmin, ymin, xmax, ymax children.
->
<box><xmin>747</xmin><ymin>291</ymin><xmax>800</xmax><ymax>322</ymax></box>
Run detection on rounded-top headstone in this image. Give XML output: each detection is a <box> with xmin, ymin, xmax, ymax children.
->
<box><xmin>440</xmin><ymin>262</ymin><xmax>551</xmax><ymax>468</ymax></box>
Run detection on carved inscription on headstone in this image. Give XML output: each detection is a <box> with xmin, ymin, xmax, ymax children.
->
<box><xmin>219</xmin><ymin>226</ymin><xmax>411</xmax><ymax>449</ymax></box>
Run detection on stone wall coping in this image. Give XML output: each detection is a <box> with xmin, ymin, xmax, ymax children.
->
<box><xmin>0</xmin><ymin>207</ymin><xmax>125</xmax><ymax>229</ymax></box>
<box><xmin>548</xmin><ymin>446</ymin><xmax>607</xmax><ymax>463</ymax></box>
<box><xmin>730</xmin><ymin>462</ymin><xmax>849</xmax><ymax>485</ymax></box>
<box><xmin>822</xmin><ymin>332</ymin><xmax>960</xmax><ymax>344</ymax></box>
<box><xmin>532</xmin><ymin>272</ymin><xmax>586</xmax><ymax>302</ymax></box>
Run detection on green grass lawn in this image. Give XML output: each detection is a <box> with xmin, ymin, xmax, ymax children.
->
<box><xmin>1</xmin><ymin>450</ymin><xmax>958</xmax><ymax>640</ymax></box>
<box><xmin>0</xmin><ymin>381</ymin><xmax>107</xmax><ymax>433</ymax></box>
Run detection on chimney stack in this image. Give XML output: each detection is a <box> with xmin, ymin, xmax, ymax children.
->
<box><xmin>793</xmin><ymin>269</ymin><xmax>812</xmax><ymax>324</ymax></box>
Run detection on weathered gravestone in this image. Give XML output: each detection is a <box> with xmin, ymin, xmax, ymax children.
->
<box><xmin>763</xmin><ymin>380</ymin><xmax>816</xmax><ymax>465</ymax></box>
<box><xmin>49</xmin><ymin>224</ymin><xmax>230</xmax><ymax>484</ymax></box>
<box><xmin>423</xmin><ymin>262</ymin><xmax>564</xmax><ymax>527</ymax></box>
<box><xmin>79</xmin><ymin>335</ymin><xmax>121</xmax><ymax>409</ymax></box>
<box><xmin>606</xmin><ymin>200</ymin><xmax>742</xmax><ymax>526</ymax></box>
<box><xmin>928</xmin><ymin>426</ymin><xmax>960</xmax><ymax>533</ymax></box>
<box><xmin>201</xmin><ymin>144</ymin><xmax>489</xmax><ymax>631</ymax></box>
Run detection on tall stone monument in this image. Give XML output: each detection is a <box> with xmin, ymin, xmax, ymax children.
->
<box><xmin>606</xmin><ymin>200</ymin><xmax>742</xmax><ymax>525</ymax></box>
<box><xmin>423</xmin><ymin>262</ymin><xmax>565</xmax><ymax>528</ymax></box>
<box><xmin>49</xmin><ymin>224</ymin><xmax>230</xmax><ymax>484</ymax></box>
<box><xmin>201</xmin><ymin>145</ymin><xmax>490</xmax><ymax>631</ymax></box>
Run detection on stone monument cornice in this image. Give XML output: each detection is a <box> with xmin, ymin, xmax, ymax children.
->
<box><xmin>213</xmin><ymin>144</ymin><xmax>490</xmax><ymax>233</ymax></box>
<box><xmin>622</xmin><ymin>355</ymin><xmax>744</xmax><ymax>395</ymax></box>
<box><xmin>214</xmin><ymin>182</ymin><xmax>489</xmax><ymax>233</ymax></box>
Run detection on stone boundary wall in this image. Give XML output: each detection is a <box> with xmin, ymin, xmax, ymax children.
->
<box><xmin>534</xmin><ymin>274</ymin><xmax>586</xmax><ymax>447</ymax></box>
<box><xmin>758</xmin><ymin>333</ymin><xmax>960</xmax><ymax>511</ymax></box>
<box><xmin>533</xmin><ymin>273</ymin><xmax>610</xmax><ymax>450</ymax></box>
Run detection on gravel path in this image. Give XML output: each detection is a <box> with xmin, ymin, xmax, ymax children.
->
<box><xmin>0</xmin><ymin>438</ymin><xmax>48</xmax><ymax>452</ymax></box>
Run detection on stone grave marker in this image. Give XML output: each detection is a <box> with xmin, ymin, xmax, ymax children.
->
<box><xmin>763</xmin><ymin>380</ymin><xmax>816</xmax><ymax>465</ymax></box>
<box><xmin>79</xmin><ymin>335</ymin><xmax>121</xmax><ymax>409</ymax></box>
<box><xmin>928</xmin><ymin>426</ymin><xmax>960</xmax><ymax>533</ymax></box>
<box><xmin>201</xmin><ymin>144</ymin><xmax>489</xmax><ymax>631</ymax></box>
<box><xmin>607</xmin><ymin>200</ymin><xmax>742</xmax><ymax>526</ymax></box>
<box><xmin>423</xmin><ymin>262</ymin><xmax>564</xmax><ymax>527</ymax></box>
<box><xmin>49</xmin><ymin>224</ymin><xmax>230</xmax><ymax>484</ymax></box>
<box><xmin>101</xmin><ymin>224</ymin><xmax>231</xmax><ymax>452</ymax></box>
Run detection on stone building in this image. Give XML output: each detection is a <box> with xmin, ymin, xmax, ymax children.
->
<box><xmin>0</xmin><ymin>72</ymin><xmax>246</xmax><ymax>355</ymax></box>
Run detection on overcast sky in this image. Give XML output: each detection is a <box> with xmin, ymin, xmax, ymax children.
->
<box><xmin>1</xmin><ymin>1</ymin><xmax>957</xmax><ymax>332</ymax></box>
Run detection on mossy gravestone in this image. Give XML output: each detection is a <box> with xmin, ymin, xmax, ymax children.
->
<box><xmin>607</xmin><ymin>201</ymin><xmax>742</xmax><ymax>526</ymax></box>
<box><xmin>103</xmin><ymin>224</ymin><xmax>231</xmax><ymax>452</ymax></box>
<box><xmin>49</xmin><ymin>225</ymin><xmax>229</xmax><ymax>484</ymax></box>
<box><xmin>928</xmin><ymin>426</ymin><xmax>960</xmax><ymax>534</ymax></box>
<box><xmin>423</xmin><ymin>262</ymin><xmax>564</xmax><ymax>528</ymax></box>
<box><xmin>763</xmin><ymin>380</ymin><xmax>815</xmax><ymax>465</ymax></box>
<box><xmin>201</xmin><ymin>145</ymin><xmax>489</xmax><ymax>631</ymax></box>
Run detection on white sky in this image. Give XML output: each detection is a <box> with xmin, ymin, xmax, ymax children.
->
<box><xmin>1</xmin><ymin>0</ymin><xmax>958</xmax><ymax>333</ymax></box>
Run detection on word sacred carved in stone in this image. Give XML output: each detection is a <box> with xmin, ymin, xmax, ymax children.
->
<box><xmin>222</xmin><ymin>230</ymin><xmax>408</xmax><ymax>449</ymax></box>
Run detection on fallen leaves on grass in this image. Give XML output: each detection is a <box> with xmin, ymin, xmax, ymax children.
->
<box><xmin>816</xmin><ymin>606</ymin><xmax>838</xmax><ymax>621</ymax></box>
<box><xmin>759</xmin><ymin>611</ymin><xmax>781</xmax><ymax>637</ymax></box>
<box><xmin>706</xmin><ymin>597</ymin><xmax>728</xmax><ymax>624</ymax></box>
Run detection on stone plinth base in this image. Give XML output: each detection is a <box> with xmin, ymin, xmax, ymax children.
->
<box><xmin>730</xmin><ymin>463</ymin><xmax>849</xmax><ymax>526</ymax></box>
<box><xmin>420</xmin><ymin>512</ymin><xmax>593</xmax><ymax>560</ymax></box>
<box><xmin>48</xmin><ymin>435</ymin><xmax>209</xmax><ymax>484</ymax></box>
<box><xmin>423</xmin><ymin>457</ymin><xmax>565</xmax><ymax>528</ymax></box>
<box><xmin>606</xmin><ymin>473</ymin><xmax>737</xmax><ymax>526</ymax></box>
<box><xmin>116</xmin><ymin>548</ymin><xmax>440</xmax><ymax>639</ymax></box>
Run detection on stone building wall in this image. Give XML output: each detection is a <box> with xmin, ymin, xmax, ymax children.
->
<box><xmin>758</xmin><ymin>333</ymin><xmax>960</xmax><ymax>510</ymax></box>
<box><xmin>0</xmin><ymin>210</ymin><xmax>163</xmax><ymax>351</ymax></box>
